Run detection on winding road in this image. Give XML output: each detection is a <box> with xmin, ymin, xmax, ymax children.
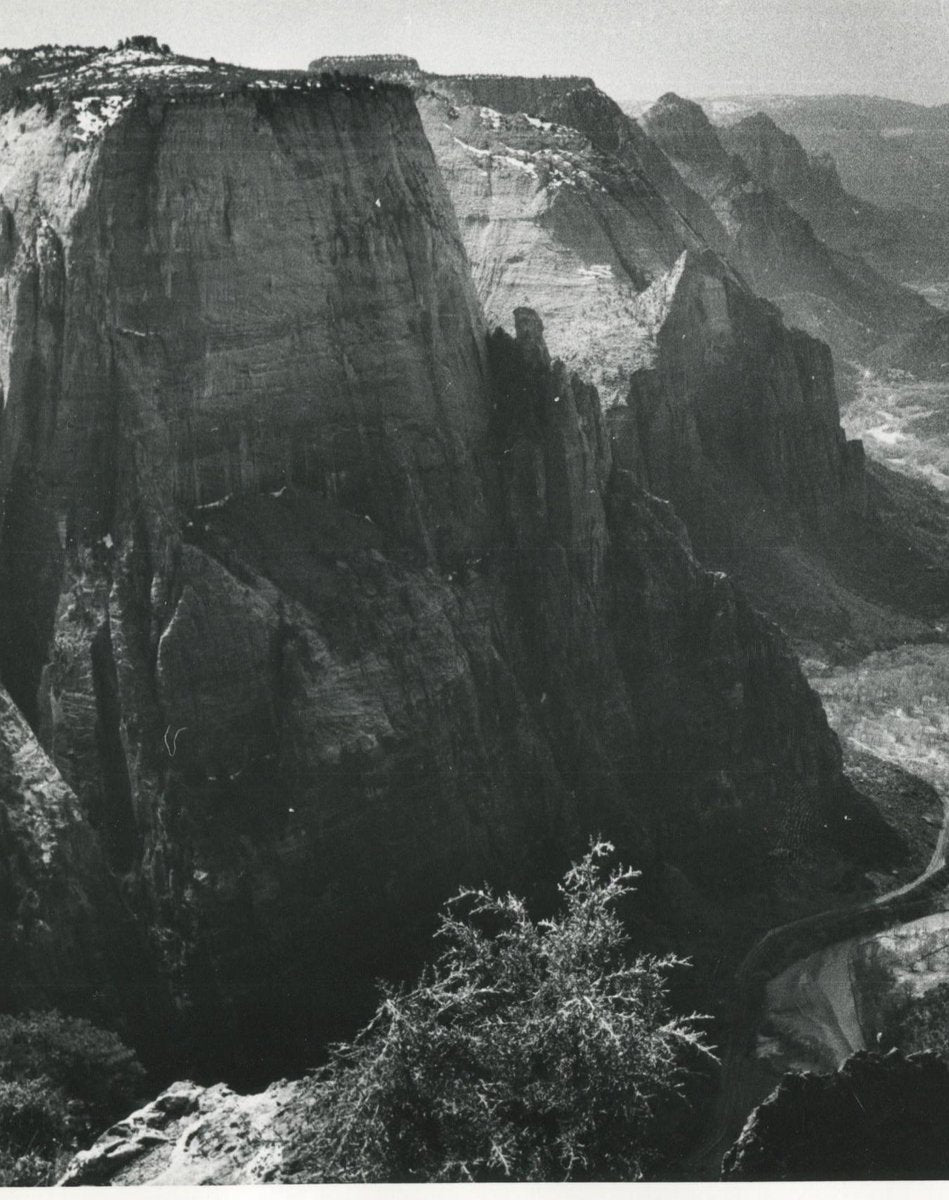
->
<box><xmin>681</xmin><ymin>777</ymin><xmax>949</xmax><ymax>1179</ymax></box>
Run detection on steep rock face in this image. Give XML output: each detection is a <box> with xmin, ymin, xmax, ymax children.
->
<box><xmin>305</xmin><ymin>61</ymin><xmax>949</xmax><ymax>652</ymax></box>
<box><xmin>0</xmin><ymin>73</ymin><xmax>509</xmax><ymax>1074</ymax></box>
<box><xmin>0</xmin><ymin>686</ymin><xmax>167</xmax><ymax>1047</ymax></box>
<box><xmin>411</xmin><ymin>79</ymin><xmax>861</xmax><ymax>512</ymax></box>
<box><xmin>641</xmin><ymin>94</ymin><xmax>933</xmax><ymax>361</ymax></box>
<box><xmin>0</xmin><ymin>84</ymin><xmax>490</xmax><ymax>562</ymax></box>
<box><xmin>0</xmin><ymin>52</ymin><xmax>908</xmax><ymax>1081</ymax></box>
<box><xmin>414</xmin><ymin>90</ymin><xmax>708</xmax><ymax>405</ymax></box>
<box><xmin>426</xmin><ymin>72</ymin><xmax>732</xmax><ymax>260</ymax></box>
<box><xmin>408</xmin><ymin>80</ymin><xmax>947</xmax><ymax>649</ymax></box>
<box><xmin>614</xmin><ymin>249</ymin><xmax>864</xmax><ymax>521</ymax></box>
<box><xmin>317</xmin><ymin>63</ymin><xmax>872</xmax><ymax>531</ymax></box>
<box><xmin>487</xmin><ymin>309</ymin><xmax>866</xmax><ymax>907</ymax></box>
<box><xmin>308</xmin><ymin>60</ymin><xmax>732</xmax><ymax>260</ymax></box>
<box><xmin>722</xmin><ymin>1051</ymin><xmax>949</xmax><ymax>1180</ymax></box>
<box><xmin>723</xmin><ymin>112</ymin><xmax>856</xmax><ymax>220</ymax></box>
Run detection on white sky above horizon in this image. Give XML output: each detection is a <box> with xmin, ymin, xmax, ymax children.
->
<box><xmin>2</xmin><ymin>0</ymin><xmax>948</xmax><ymax>106</ymax></box>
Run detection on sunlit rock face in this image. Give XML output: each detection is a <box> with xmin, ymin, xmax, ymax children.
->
<box><xmin>59</xmin><ymin>1078</ymin><xmax>303</xmax><ymax>1185</ymax></box>
<box><xmin>388</xmin><ymin>67</ymin><xmax>949</xmax><ymax>652</ymax></box>
<box><xmin>407</xmin><ymin>77</ymin><xmax>867</xmax><ymax>518</ymax></box>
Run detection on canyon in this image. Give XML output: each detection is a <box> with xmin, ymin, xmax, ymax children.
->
<box><xmin>0</xmin><ymin>39</ymin><xmax>948</xmax><ymax>1181</ymax></box>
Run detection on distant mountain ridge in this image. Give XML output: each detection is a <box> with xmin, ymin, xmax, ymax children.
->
<box><xmin>639</xmin><ymin>92</ymin><xmax>934</xmax><ymax>360</ymax></box>
<box><xmin>698</xmin><ymin>93</ymin><xmax>949</xmax><ymax>223</ymax></box>
<box><xmin>715</xmin><ymin>107</ymin><xmax>949</xmax><ymax>289</ymax></box>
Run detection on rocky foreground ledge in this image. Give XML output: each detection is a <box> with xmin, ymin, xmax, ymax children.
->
<box><xmin>59</xmin><ymin>1079</ymin><xmax>303</xmax><ymax>1185</ymax></box>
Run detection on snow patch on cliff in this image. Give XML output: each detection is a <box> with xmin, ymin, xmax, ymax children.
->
<box><xmin>70</xmin><ymin>94</ymin><xmax>132</xmax><ymax>142</ymax></box>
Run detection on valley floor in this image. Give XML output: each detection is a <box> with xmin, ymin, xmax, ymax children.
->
<box><xmin>842</xmin><ymin>372</ymin><xmax>949</xmax><ymax>493</ymax></box>
<box><xmin>811</xmin><ymin>643</ymin><xmax>949</xmax><ymax>798</ymax></box>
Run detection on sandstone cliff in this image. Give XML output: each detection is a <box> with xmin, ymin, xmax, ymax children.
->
<box><xmin>392</xmin><ymin>70</ymin><xmax>949</xmax><ymax>651</ymax></box>
<box><xmin>0</xmin><ymin>685</ymin><xmax>168</xmax><ymax>1047</ymax></box>
<box><xmin>0</xmin><ymin>46</ymin><xmax>920</xmax><ymax>1084</ymax></box>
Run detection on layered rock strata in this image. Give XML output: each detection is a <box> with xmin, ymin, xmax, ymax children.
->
<box><xmin>0</xmin><ymin>51</ymin><xmax>911</xmax><ymax>1079</ymax></box>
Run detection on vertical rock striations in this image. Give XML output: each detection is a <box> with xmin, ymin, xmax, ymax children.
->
<box><xmin>0</xmin><ymin>52</ymin><xmax>907</xmax><ymax>1078</ymax></box>
<box><xmin>0</xmin><ymin>686</ymin><xmax>168</xmax><ymax>1050</ymax></box>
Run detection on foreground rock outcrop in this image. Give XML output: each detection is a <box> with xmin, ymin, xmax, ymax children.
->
<box><xmin>723</xmin><ymin>1051</ymin><xmax>949</xmax><ymax>1180</ymax></box>
<box><xmin>59</xmin><ymin>1078</ymin><xmax>302</xmax><ymax>1185</ymax></box>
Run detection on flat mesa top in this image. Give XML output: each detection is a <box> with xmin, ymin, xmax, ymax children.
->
<box><xmin>0</xmin><ymin>38</ymin><xmax>401</xmax><ymax>108</ymax></box>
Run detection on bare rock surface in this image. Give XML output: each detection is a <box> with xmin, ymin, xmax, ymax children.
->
<box><xmin>59</xmin><ymin>1078</ymin><xmax>300</xmax><ymax>1185</ymax></box>
<box><xmin>0</xmin><ymin>685</ymin><xmax>166</xmax><ymax>1040</ymax></box>
<box><xmin>412</xmin><ymin>76</ymin><xmax>948</xmax><ymax>651</ymax></box>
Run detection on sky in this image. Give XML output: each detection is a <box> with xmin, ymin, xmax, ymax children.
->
<box><xmin>3</xmin><ymin>0</ymin><xmax>948</xmax><ymax>105</ymax></box>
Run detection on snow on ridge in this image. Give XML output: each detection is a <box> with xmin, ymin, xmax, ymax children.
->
<box><xmin>97</xmin><ymin>47</ymin><xmax>165</xmax><ymax>67</ymax></box>
<box><xmin>453</xmin><ymin>136</ymin><xmax>492</xmax><ymax>158</ymax></box>
<box><xmin>120</xmin><ymin>63</ymin><xmax>202</xmax><ymax>78</ymax></box>
<box><xmin>497</xmin><ymin>154</ymin><xmax>537</xmax><ymax>177</ymax></box>
<box><xmin>69</xmin><ymin>93</ymin><xmax>133</xmax><ymax>142</ymax></box>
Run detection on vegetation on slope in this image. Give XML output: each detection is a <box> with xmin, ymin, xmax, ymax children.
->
<box><xmin>812</xmin><ymin>643</ymin><xmax>949</xmax><ymax>797</ymax></box>
<box><xmin>841</xmin><ymin>370</ymin><xmax>949</xmax><ymax>492</ymax></box>
<box><xmin>0</xmin><ymin>34</ymin><xmax>399</xmax><ymax>114</ymax></box>
<box><xmin>285</xmin><ymin>841</ymin><xmax>717</xmax><ymax>1183</ymax></box>
<box><xmin>884</xmin><ymin>981</ymin><xmax>949</xmax><ymax>1058</ymax></box>
<box><xmin>0</xmin><ymin>1011</ymin><xmax>144</xmax><ymax>1185</ymax></box>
